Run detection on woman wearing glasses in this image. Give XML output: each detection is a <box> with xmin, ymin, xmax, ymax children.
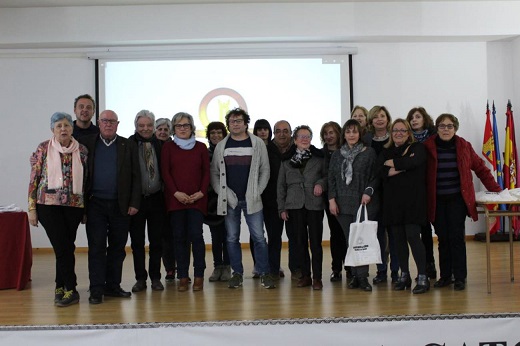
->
<box><xmin>161</xmin><ymin>112</ymin><xmax>210</xmax><ymax>292</ymax></box>
<box><xmin>277</xmin><ymin>125</ymin><xmax>326</xmax><ymax>290</ymax></box>
<box><xmin>379</xmin><ymin>119</ymin><xmax>429</xmax><ymax>294</ymax></box>
<box><xmin>423</xmin><ymin>114</ymin><xmax>501</xmax><ymax>291</ymax></box>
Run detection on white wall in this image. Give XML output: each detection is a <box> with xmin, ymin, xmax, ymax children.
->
<box><xmin>0</xmin><ymin>58</ymin><xmax>95</xmax><ymax>247</ymax></box>
<box><xmin>1</xmin><ymin>1</ymin><xmax>519</xmax><ymax>248</ymax></box>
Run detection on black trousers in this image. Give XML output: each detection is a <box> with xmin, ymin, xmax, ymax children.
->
<box><xmin>209</xmin><ymin>222</ymin><xmax>229</xmax><ymax>267</ymax></box>
<box><xmin>392</xmin><ymin>224</ymin><xmax>426</xmax><ymax>275</ymax></box>
<box><xmin>288</xmin><ymin>208</ymin><xmax>324</xmax><ymax>280</ymax></box>
<box><xmin>37</xmin><ymin>204</ymin><xmax>83</xmax><ymax>291</ymax></box>
<box><xmin>129</xmin><ymin>192</ymin><xmax>164</xmax><ymax>281</ymax></box>
<box><xmin>86</xmin><ymin>197</ymin><xmax>131</xmax><ymax>293</ymax></box>
<box><xmin>325</xmin><ymin>207</ymin><xmax>346</xmax><ymax>273</ymax></box>
<box><xmin>421</xmin><ymin>222</ymin><xmax>435</xmax><ymax>264</ymax></box>
<box><xmin>433</xmin><ymin>193</ymin><xmax>468</xmax><ymax>281</ymax></box>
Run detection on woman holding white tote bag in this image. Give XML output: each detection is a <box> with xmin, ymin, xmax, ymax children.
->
<box><xmin>328</xmin><ymin>119</ymin><xmax>379</xmax><ymax>292</ymax></box>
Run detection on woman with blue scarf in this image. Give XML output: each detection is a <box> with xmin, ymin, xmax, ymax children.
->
<box><xmin>161</xmin><ymin>112</ymin><xmax>210</xmax><ymax>292</ymax></box>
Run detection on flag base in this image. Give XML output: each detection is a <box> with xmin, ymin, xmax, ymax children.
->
<box><xmin>474</xmin><ymin>232</ymin><xmax>519</xmax><ymax>242</ymax></box>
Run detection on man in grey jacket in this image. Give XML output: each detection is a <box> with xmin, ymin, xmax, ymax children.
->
<box><xmin>210</xmin><ymin>108</ymin><xmax>274</xmax><ymax>289</ymax></box>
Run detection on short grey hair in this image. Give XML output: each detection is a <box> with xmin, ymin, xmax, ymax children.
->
<box><xmin>155</xmin><ymin>118</ymin><xmax>172</xmax><ymax>134</ymax></box>
<box><xmin>134</xmin><ymin>109</ymin><xmax>155</xmax><ymax>130</ymax></box>
<box><xmin>171</xmin><ymin>112</ymin><xmax>196</xmax><ymax>136</ymax></box>
<box><xmin>50</xmin><ymin>112</ymin><xmax>73</xmax><ymax>130</ymax></box>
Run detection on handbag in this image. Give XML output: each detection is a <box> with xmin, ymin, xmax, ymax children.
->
<box><xmin>344</xmin><ymin>204</ymin><xmax>382</xmax><ymax>266</ymax></box>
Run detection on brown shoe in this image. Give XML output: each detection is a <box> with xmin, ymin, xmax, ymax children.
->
<box><xmin>178</xmin><ymin>277</ymin><xmax>190</xmax><ymax>292</ymax></box>
<box><xmin>312</xmin><ymin>279</ymin><xmax>323</xmax><ymax>290</ymax></box>
<box><xmin>297</xmin><ymin>276</ymin><xmax>312</xmax><ymax>287</ymax></box>
<box><xmin>193</xmin><ymin>277</ymin><xmax>204</xmax><ymax>291</ymax></box>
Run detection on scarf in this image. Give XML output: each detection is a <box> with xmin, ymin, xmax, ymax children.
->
<box><xmin>134</xmin><ymin>133</ymin><xmax>156</xmax><ymax>180</ymax></box>
<box><xmin>290</xmin><ymin>148</ymin><xmax>312</xmax><ymax>168</ymax></box>
<box><xmin>435</xmin><ymin>134</ymin><xmax>456</xmax><ymax>149</ymax></box>
<box><xmin>174</xmin><ymin>135</ymin><xmax>196</xmax><ymax>150</ymax></box>
<box><xmin>340</xmin><ymin>142</ymin><xmax>364</xmax><ymax>185</ymax></box>
<box><xmin>47</xmin><ymin>136</ymin><xmax>83</xmax><ymax>194</ymax></box>
<box><xmin>413</xmin><ymin>129</ymin><xmax>430</xmax><ymax>143</ymax></box>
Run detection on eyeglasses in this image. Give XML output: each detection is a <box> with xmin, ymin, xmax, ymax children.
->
<box><xmin>438</xmin><ymin>124</ymin><xmax>455</xmax><ymax>130</ymax></box>
<box><xmin>392</xmin><ymin>129</ymin><xmax>409</xmax><ymax>134</ymax></box>
<box><xmin>296</xmin><ymin>135</ymin><xmax>312</xmax><ymax>140</ymax></box>
<box><xmin>99</xmin><ymin>118</ymin><xmax>118</xmax><ymax>125</ymax></box>
<box><xmin>174</xmin><ymin>123</ymin><xmax>191</xmax><ymax>129</ymax></box>
<box><xmin>229</xmin><ymin>119</ymin><xmax>244</xmax><ymax>125</ymax></box>
<box><xmin>209</xmin><ymin>130</ymin><xmax>223</xmax><ymax>135</ymax></box>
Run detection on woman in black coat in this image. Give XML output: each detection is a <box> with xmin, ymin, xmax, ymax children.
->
<box><xmin>379</xmin><ymin>119</ymin><xmax>429</xmax><ymax>294</ymax></box>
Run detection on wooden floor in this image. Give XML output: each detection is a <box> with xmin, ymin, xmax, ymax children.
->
<box><xmin>2</xmin><ymin>240</ymin><xmax>520</xmax><ymax>326</ymax></box>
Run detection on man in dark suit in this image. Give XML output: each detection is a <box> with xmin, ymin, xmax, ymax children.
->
<box><xmin>80</xmin><ymin>110</ymin><xmax>141</xmax><ymax>304</ymax></box>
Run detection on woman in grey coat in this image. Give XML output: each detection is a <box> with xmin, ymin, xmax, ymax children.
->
<box><xmin>277</xmin><ymin>125</ymin><xmax>326</xmax><ymax>290</ymax></box>
<box><xmin>328</xmin><ymin>119</ymin><xmax>379</xmax><ymax>292</ymax></box>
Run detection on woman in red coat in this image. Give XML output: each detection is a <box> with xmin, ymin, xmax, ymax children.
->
<box><xmin>423</xmin><ymin>113</ymin><xmax>501</xmax><ymax>291</ymax></box>
<box><xmin>161</xmin><ymin>112</ymin><xmax>210</xmax><ymax>292</ymax></box>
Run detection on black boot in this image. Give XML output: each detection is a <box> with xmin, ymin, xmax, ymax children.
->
<box><xmin>426</xmin><ymin>262</ymin><xmax>437</xmax><ymax>279</ymax></box>
<box><xmin>394</xmin><ymin>272</ymin><xmax>412</xmax><ymax>291</ymax></box>
<box><xmin>372</xmin><ymin>271</ymin><xmax>387</xmax><ymax>284</ymax></box>
<box><xmin>412</xmin><ymin>274</ymin><xmax>430</xmax><ymax>294</ymax></box>
<box><xmin>358</xmin><ymin>277</ymin><xmax>372</xmax><ymax>292</ymax></box>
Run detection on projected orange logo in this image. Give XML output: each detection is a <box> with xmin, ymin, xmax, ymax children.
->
<box><xmin>197</xmin><ymin>88</ymin><xmax>248</xmax><ymax>137</ymax></box>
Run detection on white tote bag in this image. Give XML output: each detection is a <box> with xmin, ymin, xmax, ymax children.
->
<box><xmin>344</xmin><ymin>204</ymin><xmax>382</xmax><ymax>266</ymax></box>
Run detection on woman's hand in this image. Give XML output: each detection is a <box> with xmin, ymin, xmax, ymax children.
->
<box><xmin>174</xmin><ymin>191</ymin><xmax>191</xmax><ymax>205</ymax></box>
<box><xmin>28</xmin><ymin>210</ymin><xmax>38</xmax><ymax>227</ymax></box>
<box><xmin>128</xmin><ymin>207</ymin><xmax>139</xmax><ymax>216</ymax></box>
<box><xmin>280</xmin><ymin>210</ymin><xmax>289</xmax><ymax>221</ymax></box>
<box><xmin>361</xmin><ymin>194</ymin><xmax>371</xmax><ymax>205</ymax></box>
<box><xmin>329</xmin><ymin>198</ymin><xmax>339</xmax><ymax>216</ymax></box>
<box><xmin>384</xmin><ymin>159</ymin><xmax>395</xmax><ymax>168</ymax></box>
<box><xmin>388</xmin><ymin>167</ymin><xmax>403</xmax><ymax>177</ymax></box>
<box><xmin>188</xmin><ymin>191</ymin><xmax>204</xmax><ymax>204</ymax></box>
<box><xmin>313</xmin><ymin>184</ymin><xmax>323</xmax><ymax>197</ymax></box>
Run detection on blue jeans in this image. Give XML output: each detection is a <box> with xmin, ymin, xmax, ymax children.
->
<box><xmin>225</xmin><ymin>200</ymin><xmax>269</xmax><ymax>275</ymax></box>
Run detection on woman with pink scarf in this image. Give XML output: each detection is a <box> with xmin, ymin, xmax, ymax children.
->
<box><xmin>28</xmin><ymin>112</ymin><xmax>88</xmax><ymax>307</ymax></box>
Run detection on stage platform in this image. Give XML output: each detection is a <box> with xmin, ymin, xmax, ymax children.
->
<box><xmin>1</xmin><ymin>241</ymin><xmax>520</xmax><ymax>345</ymax></box>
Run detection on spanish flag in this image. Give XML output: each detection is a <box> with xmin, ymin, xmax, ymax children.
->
<box><xmin>503</xmin><ymin>100</ymin><xmax>519</xmax><ymax>237</ymax></box>
<box><xmin>481</xmin><ymin>101</ymin><xmax>501</xmax><ymax>234</ymax></box>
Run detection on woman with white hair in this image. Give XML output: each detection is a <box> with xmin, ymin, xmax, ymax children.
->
<box><xmin>155</xmin><ymin>117</ymin><xmax>176</xmax><ymax>282</ymax></box>
<box><xmin>28</xmin><ymin>112</ymin><xmax>88</xmax><ymax>307</ymax></box>
<box><xmin>161</xmin><ymin>112</ymin><xmax>210</xmax><ymax>292</ymax></box>
<box><xmin>155</xmin><ymin>118</ymin><xmax>173</xmax><ymax>143</ymax></box>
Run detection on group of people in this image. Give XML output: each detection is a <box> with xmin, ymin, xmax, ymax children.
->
<box><xmin>28</xmin><ymin>94</ymin><xmax>501</xmax><ymax>308</ymax></box>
